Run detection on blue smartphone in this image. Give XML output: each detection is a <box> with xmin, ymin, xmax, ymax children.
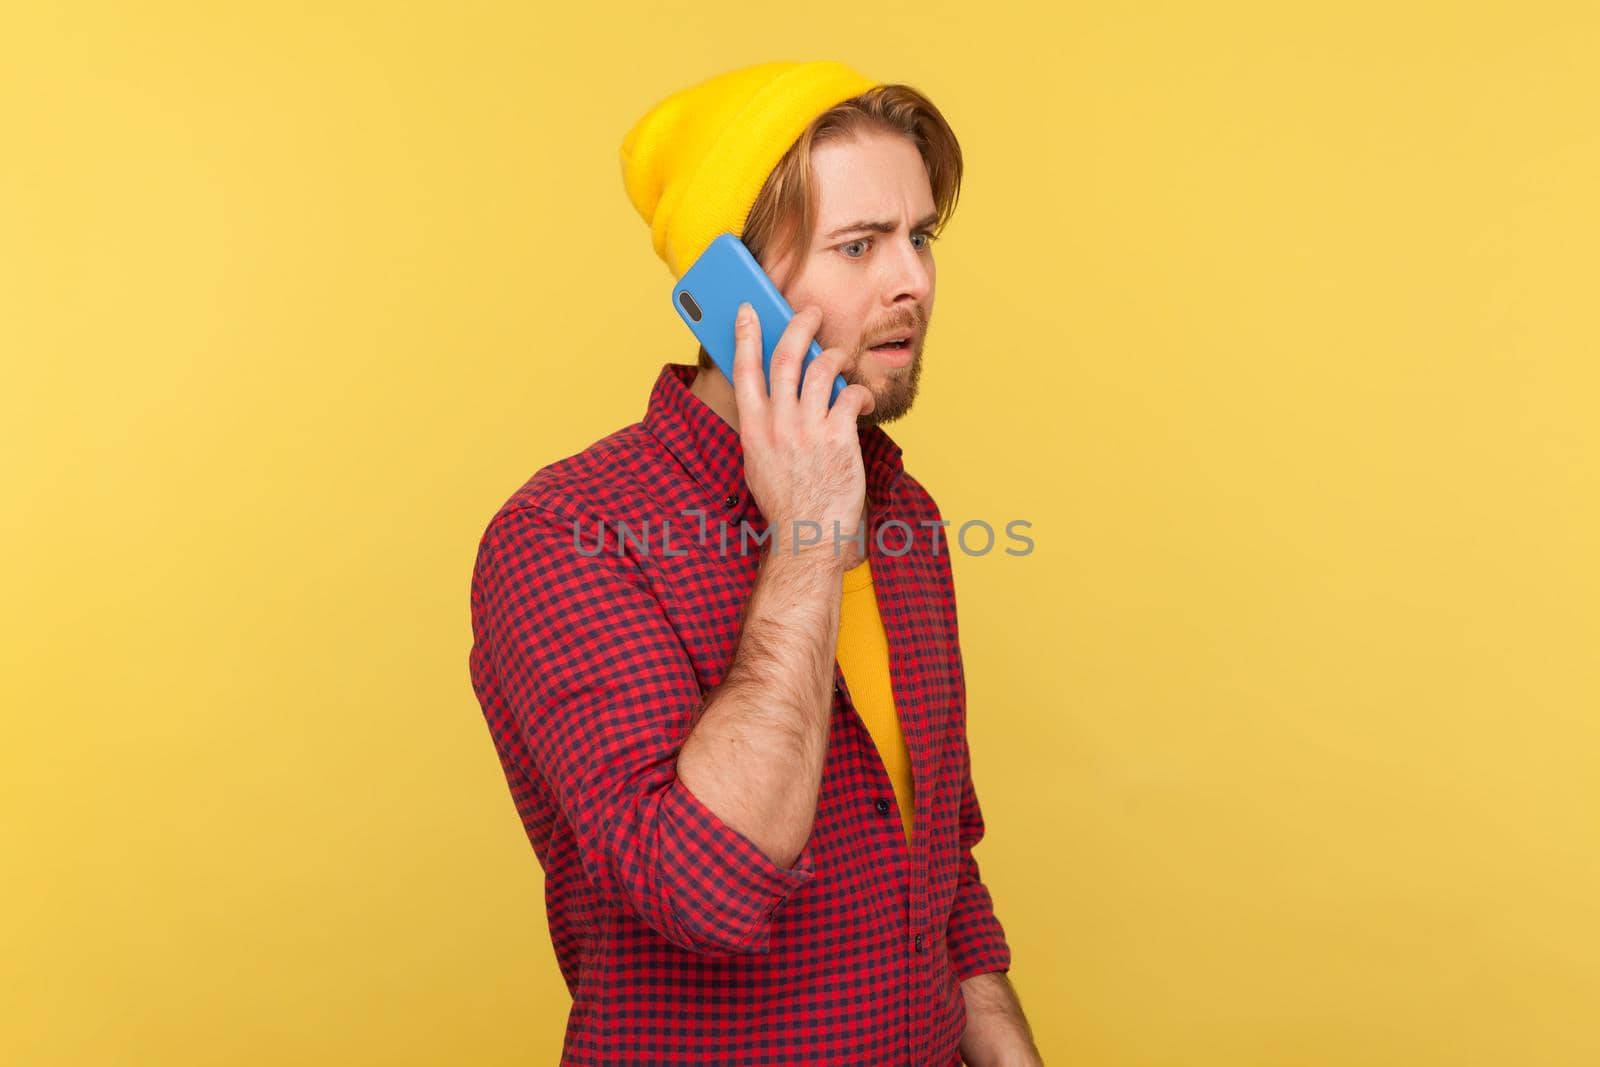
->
<box><xmin>671</xmin><ymin>233</ymin><xmax>849</xmax><ymax>408</ymax></box>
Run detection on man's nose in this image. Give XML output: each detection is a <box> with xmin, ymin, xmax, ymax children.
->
<box><xmin>881</xmin><ymin>235</ymin><xmax>932</xmax><ymax>307</ymax></box>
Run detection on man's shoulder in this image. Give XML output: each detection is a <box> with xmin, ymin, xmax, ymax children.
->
<box><xmin>482</xmin><ymin>420</ymin><xmax>669</xmax><ymax>537</ymax></box>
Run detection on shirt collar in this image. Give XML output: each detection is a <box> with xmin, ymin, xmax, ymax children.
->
<box><xmin>642</xmin><ymin>362</ymin><xmax>905</xmax><ymax>521</ymax></box>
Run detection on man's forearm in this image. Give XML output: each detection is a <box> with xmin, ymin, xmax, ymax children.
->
<box><xmin>959</xmin><ymin>971</ymin><xmax>1042</xmax><ymax>1067</ymax></box>
<box><xmin>677</xmin><ymin>546</ymin><xmax>843</xmax><ymax>869</ymax></box>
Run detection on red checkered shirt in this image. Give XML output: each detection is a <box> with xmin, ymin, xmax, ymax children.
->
<box><xmin>468</xmin><ymin>362</ymin><xmax>1013</xmax><ymax>1065</ymax></box>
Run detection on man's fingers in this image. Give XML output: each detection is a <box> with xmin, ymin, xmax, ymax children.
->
<box><xmin>829</xmin><ymin>382</ymin><xmax>876</xmax><ymax>423</ymax></box>
<box><xmin>798</xmin><ymin>345</ymin><xmax>846</xmax><ymax>414</ymax></box>
<box><xmin>767</xmin><ymin>305</ymin><xmax>819</xmax><ymax>413</ymax></box>
<box><xmin>730</xmin><ymin>302</ymin><xmax>766</xmax><ymax>416</ymax></box>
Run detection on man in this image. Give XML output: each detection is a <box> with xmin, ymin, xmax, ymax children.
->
<box><xmin>469</xmin><ymin>60</ymin><xmax>1041</xmax><ymax>1066</ymax></box>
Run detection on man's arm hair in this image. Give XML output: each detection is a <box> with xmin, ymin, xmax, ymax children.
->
<box><xmin>959</xmin><ymin>971</ymin><xmax>1042</xmax><ymax>1067</ymax></box>
<box><xmin>678</xmin><ymin>543</ymin><xmax>844</xmax><ymax>869</ymax></box>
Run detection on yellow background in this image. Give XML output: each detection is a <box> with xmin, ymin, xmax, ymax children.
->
<box><xmin>4</xmin><ymin>2</ymin><xmax>1597</xmax><ymax>1063</ymax></box>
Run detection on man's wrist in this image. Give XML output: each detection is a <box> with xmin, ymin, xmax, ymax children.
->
<box><xmin>958</xmin><ymin>971</ymin><xmax>1042</xmax><ymax>1067</ymax></box>
<box><xmin>762</xmin><ymin>536</ymin><xmax>852</xmax><ymax>578</ymax></box>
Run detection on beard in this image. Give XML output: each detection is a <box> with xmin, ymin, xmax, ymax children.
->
<box><xmin>849</xmin><ymin>340</ymin><xmax>923</xmax><ymax>426</ymax></box>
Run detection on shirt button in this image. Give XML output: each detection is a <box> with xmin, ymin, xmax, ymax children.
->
<box><xmin>875</xmin><ymin>798</ymin><xmax>891</xmax><ymax>815</ymax></box>
<box><xmin>914</xmin><ymin>933</ymin><xmax>925</xmax><ymax>952</ymax></box>
<box><xmin>723</xmin><ymin>492</ymin><xmax>740</xmax><ymax>508</ymax></box>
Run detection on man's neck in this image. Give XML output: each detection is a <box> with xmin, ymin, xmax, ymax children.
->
<box><xmin>689</xmin><ymin>365</ymin><xmax>741</xmax><ymax>431</ymax></box>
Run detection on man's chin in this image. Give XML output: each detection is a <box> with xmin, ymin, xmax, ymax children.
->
<box><xmin>851</xmin><ymin>354</ymin><xmax>921</xmax><ymax>426</ymax></box>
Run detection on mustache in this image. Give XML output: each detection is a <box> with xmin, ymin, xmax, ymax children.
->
<box><xmin>860</xmin><ymin>307</ymin><xmax>929</xmax><ymax>348</ymax></box>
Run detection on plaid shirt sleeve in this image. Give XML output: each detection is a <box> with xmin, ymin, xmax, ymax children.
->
<box><xmin>945</xmin><ymin>693</ymin><xmax>1014</xmax><ymax>984</ymax></box>
<box><xmin>929</xmin><ymin>504</ymin><xmax>1014</xmax><ymax>985</ymax></box>
<box><xmin>472</xmin><ymin>501</ymin><xmax>818</xmax><ymax>958</ymax></box>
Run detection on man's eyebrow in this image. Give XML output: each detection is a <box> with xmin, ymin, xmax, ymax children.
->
<box><xmin>823</xmin><ymin>212</ymin><xmax>941</xmax><ymax>240</ymax></box>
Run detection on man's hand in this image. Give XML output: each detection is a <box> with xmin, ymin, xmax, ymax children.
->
<box><xmin>959</xmin><ymin>971</ymin><xmax>1044</xmax><ymax>1066</ymax></box>
<box><xmin>731</xmin><ymin>301</ymin><xmax>876</xmax><ymax>568</ymax></box>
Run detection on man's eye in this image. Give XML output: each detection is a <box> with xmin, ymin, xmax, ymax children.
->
<box><xmin>840</xmin><ymin>232</ymin><xmax>938</xmax><ymax>259</ymax></box>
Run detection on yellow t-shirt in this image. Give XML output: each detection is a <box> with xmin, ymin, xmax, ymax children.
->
<box><xmin>836</xmin><ymin>556</ymin><xmax>915</xmax><ymax>848</ymax></box>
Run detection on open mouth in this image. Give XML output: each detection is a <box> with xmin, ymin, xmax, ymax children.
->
<box><xmin>869</xmin><ymin>336</ymin><xmax>912</xmax><ymax>351</ymax></box>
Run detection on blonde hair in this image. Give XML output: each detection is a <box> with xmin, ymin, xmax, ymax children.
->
<box><xmin>696</xmin><ymin>83</ymin><xmax>964</xmax><ymax>370</ymax></box>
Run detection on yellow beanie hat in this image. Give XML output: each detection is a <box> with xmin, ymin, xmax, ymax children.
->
<box><xmin>620</xmin><ymin>60</ymin><xmax>879</xmax><ymax>278</ymax></box>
